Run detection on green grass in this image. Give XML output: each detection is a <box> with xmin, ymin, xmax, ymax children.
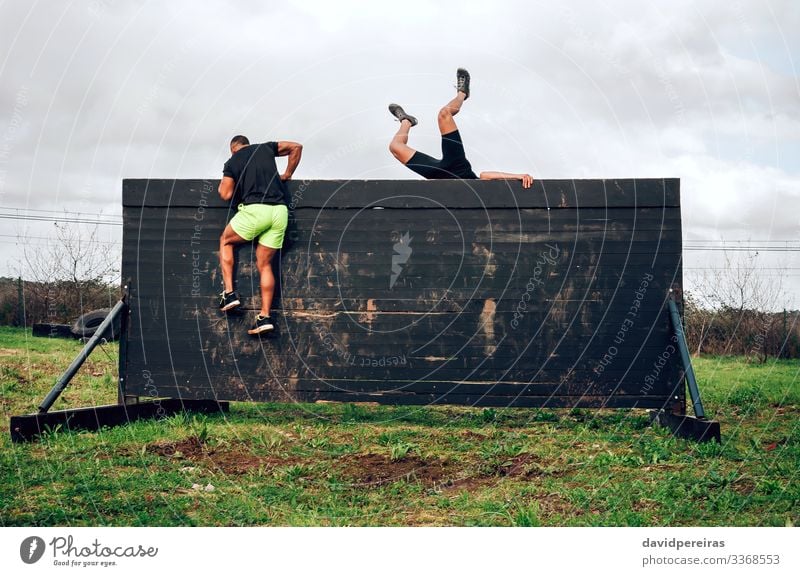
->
<box><xmin>0</xmin><ymin>326</ymin><xmax>798</xmax><ymax>526</ymax></box>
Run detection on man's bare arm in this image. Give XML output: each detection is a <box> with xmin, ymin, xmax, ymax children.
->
<box><xmin>218</xmin><ymin>176</ymin><xmax>235</xmax><ymax>201</ymax></box>
<box><xmin>276</xmin><ymin>141</ymin><xmax>303</xmax><ymax>181</ymax></box>
<box><xmin>479</xmin><ymin>171</ymin><xmax>534</xmax><ymax>189</ymax></box>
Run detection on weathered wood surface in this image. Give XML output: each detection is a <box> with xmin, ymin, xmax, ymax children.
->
<box><xmin>121</xmin><ymin>179</ymin><xmax>684</xmax><ymax>410</ymax></box>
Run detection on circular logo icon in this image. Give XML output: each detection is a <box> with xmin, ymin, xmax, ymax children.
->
<box><xmin>20</xmin><ymin>536</ymin><xmax>46</xmax><ymax>564</ymax></box>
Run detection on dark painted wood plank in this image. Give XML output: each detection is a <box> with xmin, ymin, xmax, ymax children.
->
<box><xmin>122</xmin><ymin>380</ymin><xmax>679</xmax><ymax>409</ymax></box>
<box><xmin>289</xmin><ymin>206</ymin><xmax>683</xmax><ymax>223</ymax></box>
<box><xmin>123</xmin><ymin>178</ymin><xmax>680</xmax><ymax>209</ymax></box>
<box><xmin>127</xmin><ymin>210</ymin><xmax>683</xmax><ymax>234</ymax></box>
<box><xmin>126</xmin><ymin>371</ymin><xmax>682</xmax><ymax>396</ymax></box>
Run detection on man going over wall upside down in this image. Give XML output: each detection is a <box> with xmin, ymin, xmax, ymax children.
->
<box><xmin>388</xmin><ymin>68</ymin><xmax>533</xmax><ymax>188</ymax></box>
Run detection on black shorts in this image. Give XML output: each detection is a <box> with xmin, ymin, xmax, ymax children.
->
<box><xmin>406</xmin><ymin>130</ymin><xmax>478</xmax><ymax>180</ymax></box>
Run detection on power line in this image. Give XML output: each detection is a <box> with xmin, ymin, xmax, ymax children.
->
<box><xmin>685</xmin><ymin>267</ymin><xmax>800</xmax><ymax>270</ymax></box>
<box><xmin>685</xmin><ymin>238</ymin><xmax>800</xmax><ymax>242</ymax></box>
<box><xmin>685</xmin><ymin>242</ymin><xmax>800</xmax><ymax>246</ymax></box>
<box><xmin>686</xmin><ymin>238</ymin><xmax>800</xmax><ymax>244</ymax></box>
<box><xmin>0</xmin><ymin>214</ymin><xmax>122</xmax><ymax>226</ymax></box>
<box><xmin>684</xmin><ymin>247</ymin><xmax>800</xmax><ymax>252</ymax></box>
<box><xmin>0</xmin><ymin>205</ymin><xmax>121</xmax><ymax>217</ymax></box>
<box><xmin>685</xmin><ymin>241</ymin><xmax>800</xmax><ymax>245</ymax></box>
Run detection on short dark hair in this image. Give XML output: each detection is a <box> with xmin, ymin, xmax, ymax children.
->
<box><xmin>230</xmin><ymin>135</ymin><xmax>250</xmax><ymax>147</ymax></box>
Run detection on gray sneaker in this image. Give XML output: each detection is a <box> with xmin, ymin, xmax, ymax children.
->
<box><xmin>388</xmin><ymin>103</ymin><xmax>418</xmax><ymax>126</ymax></box>
<box><xmin>456</xmin><ymin>68</ymin><xmax>470</xmax><ymax>99</ymax></box>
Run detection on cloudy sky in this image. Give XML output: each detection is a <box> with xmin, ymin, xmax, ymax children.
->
<box><xmin>1</xmin><ymin>0</ymin><xmax>798</xmax><ymax>306</ymax></box>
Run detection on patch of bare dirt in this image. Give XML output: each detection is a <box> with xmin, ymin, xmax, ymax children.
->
<box><xmin>146</xmin><ymin>435</ymin><xmax>295</xmax><ymax>475</ymax></box>
<box><xmin>338</xmin><ymin>451</ymin><xmax>566</xmax><ymax>492</ymax></box>
<box><xmin>339</xmin><ymin>453</ymin><xmax>458</xmax><ymax>488</ymax></box>
<box><xmin>148</xmin><ymin>436</ymin><xmax>205</xmax><ymax>458</ymax></box>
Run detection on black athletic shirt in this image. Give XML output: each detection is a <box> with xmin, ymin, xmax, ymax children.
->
<box><xmin>222</xmin><ymin>142</ymin><xmax>289</xmax><ymax>205</ymax></box>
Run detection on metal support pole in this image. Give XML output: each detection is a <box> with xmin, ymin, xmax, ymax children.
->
<box><xmin>668</xmin><ymin>297</ymin><xmax>706</xmax><ymax>419</ymax></box>
<box><xmin>38</xmin><ymin>298</ymin><xmax>127</xmax><ymax>414</ymax></box>
<box><xmin>117</xmin><ymin>284</ymin><xmax>130</xmax><ymax>406</ymax></box>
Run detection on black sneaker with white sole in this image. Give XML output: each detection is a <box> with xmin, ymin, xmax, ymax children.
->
<box><xmin>247</xmin><ymin>315</ymin><xmax>275</xmax><ymax>335</ymax></box>
<box><xmin>388</xmin><ymin>103</ymin><xmax>418</xmax><ymax>126</ymax></box>
<box><xmin>456</xmin><ymin>68</ymin><xmax>470</xmax><ymax>99</ymax></box>
<box><xmin>219</xmin><ymin>290</ymin><xmax>241</xmax><ymax>312</ymax></box>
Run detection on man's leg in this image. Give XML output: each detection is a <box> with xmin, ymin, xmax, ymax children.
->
<box><xmin>220</xmin><ymin>224</ymin><xmax>247</xmax><ymax>293</ymax></box>
<box><xmin>255</xmin><ymin>244</ymin><xmax>278</xmax><ymax>317</ymax></box>
<box><xmin>389</xmin><ymin>119</ymin><xmax>417</xmax><ymax>164</ymax></box>
<box><xmin>437</xmin><ymin>92</ymin><xmax>466</xmax><ymax>135</ymax></box>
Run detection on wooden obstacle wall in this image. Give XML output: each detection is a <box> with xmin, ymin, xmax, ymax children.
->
<box><xmin>120</xmin><ymin>178</ymin><xmax>685</xmax><ymax>411</ymax></box>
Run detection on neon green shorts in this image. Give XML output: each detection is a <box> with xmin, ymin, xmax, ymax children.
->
<box><xmin>229</xmin><ymin>203</ymin><xmax>289</xmax><ymax>249</ymax></box>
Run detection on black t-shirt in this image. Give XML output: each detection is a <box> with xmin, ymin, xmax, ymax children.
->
<box><xmin>222</xmin><ymin>142</ymin><xmax>289</xmax><ymax>205</ymax></box>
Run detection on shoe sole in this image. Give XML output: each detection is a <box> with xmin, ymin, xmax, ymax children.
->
<box><xmin>388</xmin><ymin>104</ymin><xmax>418</xmax><ymax>126</ymax></box>
<box><xmin>220</xmin><ymin>300</ymin><xmax>241</xmax><ymax>312</ymax></box>
<box><xmin>248</xmin><ymin>325</ymin><xmax>275</xmax><ymax>335</ymax></box>
<box><xmin>456</xmin><ymin>68</ymin><xmax>470</xmax><ymax>99</ymax></box>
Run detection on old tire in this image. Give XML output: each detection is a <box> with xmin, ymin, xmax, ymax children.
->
<box><xmin>71</xmin><ymin>308</ymin><xmax>121</xmax><ymax>341</ymax></box>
